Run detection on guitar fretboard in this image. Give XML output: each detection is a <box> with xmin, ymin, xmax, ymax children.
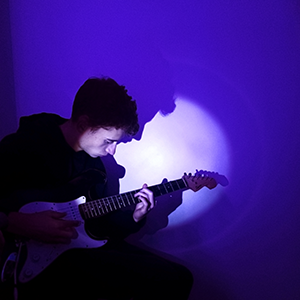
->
<box><xmin>79</xmin><ymin>178</ymin><xmax>187</xmax><ymax>220</ymax></box>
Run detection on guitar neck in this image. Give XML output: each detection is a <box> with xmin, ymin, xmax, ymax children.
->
<box><xmin>79</xmin><ymin>178</ymin><xmax>187</xmax><ymax>220</ymax></box>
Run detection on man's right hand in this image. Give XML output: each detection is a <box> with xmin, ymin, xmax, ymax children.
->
<box><xmin>7</xmin><ymin>211</ymin><xmax>80</xmax><ymax>244</ymax></box>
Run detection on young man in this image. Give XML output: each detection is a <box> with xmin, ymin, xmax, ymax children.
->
<box><xmin>0</xmin><ymin>77</ymin><xmax>193</xmax><ymax>299</ymax></box>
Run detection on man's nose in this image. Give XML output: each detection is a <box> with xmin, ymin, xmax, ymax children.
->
<box><xmin>106</xmin><ymin>143</ymin><xmax>117</xmax><ymax>155</ymax></box>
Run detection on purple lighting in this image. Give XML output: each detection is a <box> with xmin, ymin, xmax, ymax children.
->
<box><xmin>2</xmin><ymin>0</ymin><xmax>300</xmax><ymax>299</ymax></box>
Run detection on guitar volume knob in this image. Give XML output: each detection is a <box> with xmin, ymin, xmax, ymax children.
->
<box><xmin>24</xmin><ymin>269</ymin><xmax>33</xmax><ymax>278</ymax></box>
<box><xmin>31</xmin><ymin>254</ymin><xmax>40</xmax><ymax>262</ymax></box>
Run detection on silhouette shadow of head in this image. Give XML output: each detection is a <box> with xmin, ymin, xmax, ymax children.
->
<box><xmin>96</xmin><ymin>41</ymin><xmax>176</xmax><ymax>142</ymax></box>
<box><xmin>129</xmin><ymin>48</ymin><xmax>176</xmax><ymax>141</ymax></box>
<box><xmin>97</xmin><ymin>43</ymin><xmax>179</xmax><ymax>238</ymax></box>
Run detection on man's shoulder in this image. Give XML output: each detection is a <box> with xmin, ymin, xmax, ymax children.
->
<box><xmin>0</xmin><ymin>113</ymin><xmax>67</xmax><ymax>152</ymax></box>
<box><xmin>19</xmin><ymin>113</ymin><xmax>66</xmax><ymax>131</ymax></box>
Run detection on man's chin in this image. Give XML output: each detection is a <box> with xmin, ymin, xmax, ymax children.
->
<box><xmin>87</xmin><ymin>151</ymin><xmax>107</xmax><ymax>158</ymax></box>
<box><xmin>89</xmin><ymin>154</ymin><xmax>100</xmax><ymax>158</ymax></box>
<box><xmin>94</xmin><ymin>153</ymin><xmax>106</xmax><ymax>158</ymax></box>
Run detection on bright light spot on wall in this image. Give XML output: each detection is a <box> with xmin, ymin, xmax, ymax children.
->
<box><xmin>115</xmin><ymin>97</ymin><xmax>230</xmax><ymax>227</ymax></box>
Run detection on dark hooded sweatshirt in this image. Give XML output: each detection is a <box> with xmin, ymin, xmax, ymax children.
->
<box><xmin>0</xmin><ymin>113</ymin><xmax>143</xmax><ymax>240</ymax></box>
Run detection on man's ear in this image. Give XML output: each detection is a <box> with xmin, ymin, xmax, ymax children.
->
<box><xmin>76</xmin><ymin>115</ymin><xmax>90</xmax><ymax>133</ymax></box>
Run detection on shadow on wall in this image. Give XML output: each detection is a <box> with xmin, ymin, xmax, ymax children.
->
<box><xmin>98</xmin><ymin>44</ymin><xmax>183</xmax><ymax>241</ymax></box>
<box><xmin>99</xmin><ymin>42</ymin><xmax>179</xmax><ymax>207</ymax></box>
<box><xmin>99</xmin><ymin>46</ymin><xmax>190</xmax><ymax>250</ymax></box>
<box><xmin>98</xmin><ymin>41</ymin><xmax>184</xmax><ymax>233</ymax></box>
<box><xmin>93</xmin><ymin>40</ymin><xmax>177</xmax><ymax>141</ymax></box>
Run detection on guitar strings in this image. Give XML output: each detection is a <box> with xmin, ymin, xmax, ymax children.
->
<box><xmin>49</xmin><ymin>179</ymin><xmax>186</xmax><ymax>221</ymax></box>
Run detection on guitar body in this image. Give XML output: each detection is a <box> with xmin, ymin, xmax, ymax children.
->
<box><xmin>18</xmin><ymin>197</ymin><xmax>107</xmax><ymax>283</ymax></box>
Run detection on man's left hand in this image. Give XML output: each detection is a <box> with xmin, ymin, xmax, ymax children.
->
<box><xmin>133</xmin><ymin>184</ymin><xmax>155</xmax><ymax>222</ymax></box>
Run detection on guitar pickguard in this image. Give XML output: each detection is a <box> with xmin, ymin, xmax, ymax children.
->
<box><xmin>18</xmin><ymin>197</ymin><xmax>107</xmax><ymax>283</ymax></box>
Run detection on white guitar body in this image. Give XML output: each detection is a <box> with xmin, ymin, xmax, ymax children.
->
<box><xmin>18</xmin><ymin>197</ymin><xmax>107</xmax><ymax>283</ymax></box>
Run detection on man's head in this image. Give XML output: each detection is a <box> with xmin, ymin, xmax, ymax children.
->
<box><xmin>76</xmin><ymin>126</ymin><xmax>125</xmax><ymax>157</ymax></box>
<box><xmin>71</xmin><ymin>77</ymin><xmax>139</xmax><ymax>136</ymax></box>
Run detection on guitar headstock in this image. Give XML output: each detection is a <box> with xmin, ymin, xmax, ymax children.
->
<box><xmin>183</xmin><ymin>170</ymin><xmax>218</xmax><ymax>192</ymax></box>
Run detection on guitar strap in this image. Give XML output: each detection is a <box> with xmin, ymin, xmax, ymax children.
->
<box><xmin>1</xmin><ymin>239</ymin><xmax>23</xmax><ymax>300</ymax></box>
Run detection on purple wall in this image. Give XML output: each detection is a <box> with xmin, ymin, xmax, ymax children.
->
<box><xmin>3</xmin><ymin>1</ymin><xmax>300</xmax><ymax>299</ymax></box>
<box><xmin>0</xmin><ymin>0</ymin><xmax>17</xmax><ymax>139</ymax></box>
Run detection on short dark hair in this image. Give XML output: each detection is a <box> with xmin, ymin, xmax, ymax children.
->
<box><xmin>71</xmin><ymin>77</ymin><xmax>139</xmax><ymax>136</ymax></box>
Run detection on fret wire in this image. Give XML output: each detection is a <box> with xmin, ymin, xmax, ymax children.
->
<box><xmin>104</xmin><ymin>197</ymin><xmax>114</xmax><ymax>208</ymax></box>
<box><xmin>102</xmin><ymin>199</ymin><xmax>109</xmax><ymax>213</ymax></box>
<box><xmin>158</xmin><ymin>185</ymin><xmax>164</xmax><ymax>196</ymax></box>
<box><xmin>162</xmin><ymin>183</ymin><xmax>168</xmax><ymax>194</ymax></box>
<box><xmin>174</xmin><ymin>179</ymin><xmax>181</xmax><ymax>190</ymax></box>
<box><xmin>90</xmin><ymin>203</ymin><xmax>96</xmax><ymax>217</ymax></box>
<box><xmin>86</xmin><ymin>204</ymin><xmax>91</xmax><ymax>219</ymax></box>
<box><xmin>165</xmin><ymin>182</ymin><xmax>174</xmax><ymax>193</ymax></box>
<box><xmin>124</xmin><ymin>193</ymin><xmax>131</xmax><ymax>205</ymax></box>
<box><xmin>123</xmin><ymin>193</ymin><xmax>128</xmax><ymax>205</ymax></box>
<box><xmin>180</xmin><ymin>178</ymin><xmax>187</xmax><ymax>188</ymax></box>
<box><xmin>150</xmin><ymin>185</ymin><xmax>158</xmax><ymax>197</ymax></box>
<box><xmin>127</xmin><ymin>192</ymin><xmax>134</xmax><ymax>205</ymax></box>
<box><xmin>114</xmin><ymin>196</ymin><xmax>121</xmax><ymax>208</ymax></box>
<box><xmin>79</xmin><ymin>204</ymin><xmax>87</xmax><ymax>219</ymax></box>
<box><xmin>98</xmin><ymin>200</ymin><xmax>106</xmax><ymax>215</ymax></box>
<box><xmin>114</xmin><ymin>196</ymin><xmax>121</xmax><ymax>209</ymax></box>
<box><xmin>151</xmin><ymin>185</ymin><xmax>161</xmax><ymax>197</ymax></box>
<box><xmin>120</xmin><ymin>195</ymin><xmax>126</xmax><ymax>207</ymax></box>
<box><xmin>89</xmin><ymin>203</ymin><xmax>96</xmax><ymax>218</ymax></box>
<box><xmin>129</xmin><ymin>193</ymin><xmax>134</xmax><ymax>205</ymax></box>
<box><xmin>94</xmin><ymin>200</ymin><xmax>101</xmax><ymax>216</ymax></box>
<box><xmin>181</xmin><ymin>177</ymin><xmax>188</xmax><ymax>188</ymax></box>
<box><xmin>159</xmin><ymin>184</ymin><xmax>165</xmax><ymax>196</ymax></box>
<box><xmin>111</xmin><ymin>197</ymin><xmax>117</xmax><ymax>210</ymax></box>
<box><xmin>179</xmin><ymin>179</ymin><xmax>184</xmax><ymax>188</ymax></box>
<box><xmin>157</xmin><ymin>185</ymin><xmax>162</xmax><ymax>194</ymax></box>
<box><xmin>133</xmin><ymin>191</ymin><xmax>139</xmax><ymax>204</ymax></box>
<box><xmin>160</xmin><ymin>184</ymin><xmax>167</xmax><ymax>195</ymax></box>
<box><xmin>107</xmin><ymin>198</ymin><xmax>113</xmax><ymax>212</ymax></box>
<box><xmin>83</xmin><ymin>203</ymin><xmax>88</xmax><ymax>218</ymax></box>
<box><xmin>121</xmin><ymin>194</ymin><xmax>128</xmax><ymax>206</ymax></box>
<box><xmin>157</xmin><ymin>185</ymin><xmax>163</xmax><ymax>196</ymax></box>
<box><xmin>165</xmin><ymin>183</ymin><xmax>170</xmax><ymax>192</ymax></box>
<box><xmin>96</xmin><ymin>200</ymin><xmax>102</xmax><ymax>215</ymax></box>
<box><xmin>93</xmin><ymin>202</ymin><xmax>99</xmax><ymax>217</ymax></box>
<box><xmin>170</xmin><ymin>181</ymin><xmax>177</xmax><ymax>192</ymax></box>
<box><xmin>171</xmin><ymin>181</ymin><xmax>179</xmax><ymax>191</ymax></box>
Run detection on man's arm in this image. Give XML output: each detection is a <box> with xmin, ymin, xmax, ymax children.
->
<box><xmin>6</xmin><ymin>211</ymin><xmax>80</xmax><ymax>244</ymax></box>
<box><xmin>0</xmin><ymin>212</ymin><xmax>8</xmax><ymax>255</ymax></box>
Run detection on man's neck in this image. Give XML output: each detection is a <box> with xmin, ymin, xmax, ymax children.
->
<box><xmin>59</xmin><ymin>120</ymin><xmax>80</xmax><ymax>152</ymax></box>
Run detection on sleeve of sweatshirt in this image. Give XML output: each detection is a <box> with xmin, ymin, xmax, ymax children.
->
<box><xmin>85</xmin><ymin>209</ymin><xmax>146</xmax><ymax>240</ymax></box>
<box><xmin>0</xmin><ymin>133</ymin><xmax>26</xmax><ymax>213</ymax></box>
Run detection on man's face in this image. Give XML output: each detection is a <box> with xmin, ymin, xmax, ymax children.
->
<box><xmin>78</xmin><ymin>127</ymin><xmax>124</xmax><ymax>158</ymax></box>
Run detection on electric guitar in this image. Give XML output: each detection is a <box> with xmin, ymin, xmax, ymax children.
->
<box><xmin>2</xmin><ymin>169</ymin><xmax>225</xmax><ymax>284</ymax></box>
